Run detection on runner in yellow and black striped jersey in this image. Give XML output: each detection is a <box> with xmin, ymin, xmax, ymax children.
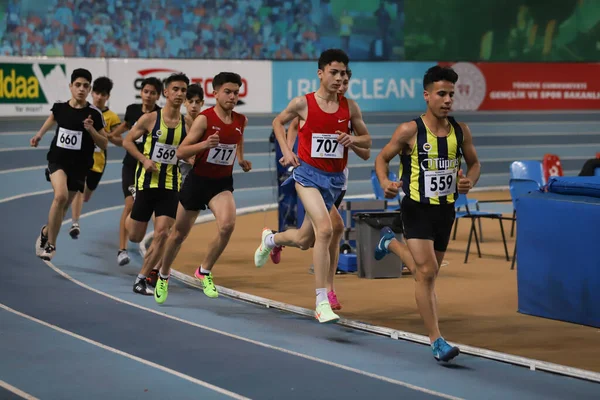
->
<box><xmin>374</xmin><ymin>65</ymin><xmax>481</xmax><ymax>363</ymax></box>
<box><xmin>122</xmin><ymin>72</ymin><xmax>190</xmax><ymax>296</ymax></box>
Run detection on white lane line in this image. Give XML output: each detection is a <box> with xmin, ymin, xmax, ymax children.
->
<box><xmin>0</xmin><ymin>379</ymin><xmax>39</xmax><ymax>400</ymax></box>
<box><xmin>0</xmin><ymin>179</ymin><xmax>121</xmax><ymax>204</ymax></box>
<box><xmin>0</xmin><ymin>303</ymin><xmax>250</xmax><ymax>400</ymax></box>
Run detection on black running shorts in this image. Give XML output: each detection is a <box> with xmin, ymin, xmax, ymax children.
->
<box><xmin>121</xmin><ymin>163</ymin><xmax>136</xmax><ymax>198</ymax></box>
<box><xmin>401</xmin><ymin>196</ymin><xmax>456</xmax><ymax>252</ymax></box>
<box><xmin>179</xmin><ymin>174</ymin><xmax>234</xmax><ymax>212</ymax></box>
<box><xmin>130</xmin><ymin>188</ymin><xmax>179</xmax><ymax>222</ymax></box>
<box><xmin>46</xmin><ymin>162</ymin><xmax>86</xmax><ymax>193</ymax></box>
<box><xmin>86</xmin><ymin>169</ymin><xmax>103</xmax><ymax>191</ymax></box>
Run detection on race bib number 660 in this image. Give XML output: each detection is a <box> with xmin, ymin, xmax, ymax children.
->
<box><xmin>57</xmin><ymin>127</ymin><xmax>82</xmax><ymax>150</ymax></box>
<box><xmin>311</xmin><ymin>133</ymin><xmax>343</xmax><ymax>159</ymax></box>
<box><xmin>425</xmin><ymin>169</ymin><xmax>456</xmax><ymax>198</ymax></box>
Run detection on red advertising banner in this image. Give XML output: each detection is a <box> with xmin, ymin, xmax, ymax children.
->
<box><xmin>439</xmin><ymin>62</ymin><xmax>600</xmax><ymax>111</ymax></box>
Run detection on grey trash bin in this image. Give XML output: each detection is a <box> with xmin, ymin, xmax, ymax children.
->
<box><xmin>353</xmin><ymin>211</ymin><xmax>404</xmax><ymax>279</ymax></box>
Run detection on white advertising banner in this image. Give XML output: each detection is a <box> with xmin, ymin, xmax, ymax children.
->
<box><xmin>107</xmin><ymin>59</ymin><xmax>272</xmax><ymax>114</ymax></box>
<box><xmin>0</xmin><ymin>56</ymin><xmax>107</xmax><ymax>117</ymax></box>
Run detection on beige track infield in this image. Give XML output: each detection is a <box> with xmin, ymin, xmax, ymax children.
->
<box><xmin>173</xmin><ymin>190</ymin><xmax>600</xmax><ymax>373</ymax></box>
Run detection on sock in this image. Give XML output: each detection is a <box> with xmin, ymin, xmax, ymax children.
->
<box><xmin>200</xmin><ymin>267</ymin><xmax>211</xmax><ymax>275</ymax></box>
<box><xmin>159</xmin><ymin>272</ymin><xmax>169</xmax><ymax>280</ymax></box>
<box><xmin>118</xmin><ymin>249</ymin><xmax>127</xmax><ymax>254</ymax></box>
<box><xmin>383</xmin><ymin>239</ymin><xmax>392</xmax><ymax>250</ymax></box>
<box><xmin>72</xmin><ymin>220</ymin><xmax>79</xmax><ymax>225</ymax></box>
<box><xmin>136</xmin><ymin>274</ymin><xmax>146</xmax><ymax>283</ymax></box>
<box><xmin>316</xmin><ymin>288</ymin><xmax>327</xmax><ymax>306</ymax></box>
<box><xmin>265</xmin><ymin>233</ymin><xmax>276</xmax><ymax>249</ymax></box>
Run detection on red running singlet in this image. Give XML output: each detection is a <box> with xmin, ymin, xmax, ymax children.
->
<box><xmin>192</xmin><ymin>107</ymin><xmax>246</xmax><ymax>179</ymax></box>
<box><xmin>297</xmin><ymin>92</ymin><xmax>350</xmax><ymax>173</ymax></box>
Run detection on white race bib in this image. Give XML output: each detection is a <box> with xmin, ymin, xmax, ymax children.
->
<box><xmin>151</xmin><ymin>142</ymin><xmax>178</xmax><ymax>165</ymax></box>
<box><xmin>310</xmin><ymin>133</ymin><xmax>343</xmax><ymax>159</ymax></box>
<box><xmin>207</xmin><ymin>143</ymin><xmax>237</xmax><ymax>166</ymax></box>
<box><xmin>57</xmin><ymin>127</ymin><xmax>82</xmax><ymax>150</ymax></box>
<box><xmin>424</xmin><ymin>169</ymin><xmax>457</xmax><ymax>198</ymax></box>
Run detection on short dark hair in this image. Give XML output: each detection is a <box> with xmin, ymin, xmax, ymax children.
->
<box><xmin>92</xmin><ymin>76</ymin><xmax>113</xmax><ymax>95</ymax></box>
<box><xmin>423</xmin><ymin>66</ymin><xmax>458</xmax><ymax>90</ymax></box>
<box><xmin>164</xmin><ymin>72</ymin><xmax>190</xmax><ymax>88</ymax></box>
<box><xmin>318</xmin><ymin>49</ymin><xmax>349</xmax><ymax>70</ymax></box>
<box><xmin>186</xmin><ymin>83</ymin><xmax>204</xmax><ymax>101</ymax></box>
<box><xmin>347</xmin><ymin>68</ymin><xmax>353</xmax><ymax>80</ymax></box>
<box><xmin>212</xmin><ymin>72</ymin><xmax>242</xmax><ymax>91</ymax></box>
<box><xmin>141</xmin><ymin>77</ymin><xmax>163</xmax><ymax>94</ymax></box>
<box><xmin>71</xmin><ymin>68</ymin><xmax>92</xmax><ymax>84</ymax></box>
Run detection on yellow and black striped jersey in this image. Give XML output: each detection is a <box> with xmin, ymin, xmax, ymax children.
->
<box><xmin>400</xmin><ymin>116</ymin><xmax>463</xmax><ymax>205</ymax></box>
<box><xmin>135</xmin><ymin>109</ymin><xmax>187</xmax><ymax>191</ymax></box>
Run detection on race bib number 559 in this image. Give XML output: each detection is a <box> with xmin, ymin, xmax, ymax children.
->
<box><xmin>57</xmin><ymin>128</ymin><xmax>82</xmax><ymax>150</ymax></box>
<box><xmin>311</xmin><ymin>133</ymin><xmax>343</xmax><ymax>159</ymax></box>
<box><xmin>425</xmin><ymin>169</ymin><xmax>456</xmax><ymax>198</ymax></box>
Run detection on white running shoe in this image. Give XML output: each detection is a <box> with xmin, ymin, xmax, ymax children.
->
<box><xmin>254</xmin><ymin>228</ymin><xmax>273</xmax><ymax>268</ymax></box>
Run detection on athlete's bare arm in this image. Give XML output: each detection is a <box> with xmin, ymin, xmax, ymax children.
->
<box><xmin>457</xmin><ymin>122</ymin><xmax>481</xmax><ymax>192</ymax></box>
<box><xmin>107</xmin><ymin>121</ymin><xmax>129</xmax><ymax>147</ymax></box>
<box><xmin>273</xmin><ymin>96</ymin><xmax>307</xmax><ymax>166</ymax></box>
<box><xmin>123</xmin><ymin>113</ymin><xmax>157</xmax><ymax>172</ymax></box>
<box><xmin>237</xmin><ymin>117</ymin><xmax>252</xmax><ymax>172</ymax></box>
<box><xmin>375</xmin><ymin>121</ymin><xmax>417</xmax><ymax>198</ymax></box>
<box><xmin>84</xmin><ymin>114</ymin><xmax>108</xmax><ymax>150</ymax></box>
<box><xmin>176</xmin><ymin>115</ymin><xmax>218</xmax><ymax>160</ymax></box>
<box><xmin>30</xmin><ymin>114</ymin><xmax>56</xmax><ymax>147</ymax></box>
<box><xmin>345</xmin><ymin>99</ymin><xmax>372</xmax><ymax>150</ymax></box>
<box><xmin>286</xmin><ymin>117</ymin><xmax>300</xmax><ymax>150</ymax></box>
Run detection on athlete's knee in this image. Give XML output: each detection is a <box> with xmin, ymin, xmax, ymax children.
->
<box><xmin>53</xmin><ymin>191</ymin><xmax>68</xmax><ymax>207</ymax></box>
<box><xmin>171</xmin><ymin>224</ymin><xmax>190</xmax><ymax>244</ymax></box>
<box><xmin>153</xmin><ymin>230</ymin><xmax>169</xmax><ymax>246</ymax></box>
<box><xmin>331</xmin><ymin>216</ymin><xmax>344</xmax><ymax>238</ymax></box>
<box><xmin>414</xmin><ymin>262</ymin><xmax>438</xmax><ymax>283</ymax></box>
<box><xmin>218</xmin><ymin>219</ymin><xmax>235</xmax><ymax>238</ymax></box>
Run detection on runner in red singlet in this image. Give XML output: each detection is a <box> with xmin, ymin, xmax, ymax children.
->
<box><xmin>154</xmin><ymin>72</ymin><xmax>252</xmax><ymax>304</ymax></box>
<box><xmin>253</xmin><ymin>49</ymin><xmax>372</xmax><ymax>323</ymax></box>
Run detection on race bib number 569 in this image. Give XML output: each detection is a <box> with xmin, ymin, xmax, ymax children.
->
<box><xmin>311</xmin><ymin>133</ymin><xmax>343</xmax><ymax>159</ymax></box>
<box><xmin>57</xmin><ymin>128</ymin><xmax>82</xmax><ymax>150</ymax></box>
<box><xmin>424</xmin><ymin>169</ymin><xmax>456</xmax><ymax>198</ymax></box>
<box><xmin>151</xmin><ymin>142</ymin><xmax>177</xmax><ymax>165</ymax></box>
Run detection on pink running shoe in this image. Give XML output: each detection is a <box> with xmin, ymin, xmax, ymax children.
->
<box><xmin>269</xmin><ymin>245</ymin><xmax>283</xmax><ymax>264</ymax></box>
<box><xmin>328</xmin><ymin>291</ymin><xmax>342</xmax><ymax>310</ymax></box>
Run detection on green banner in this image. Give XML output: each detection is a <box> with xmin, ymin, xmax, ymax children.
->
<box><xmin>0</xmin><ymin>63</ymin><xmax>66</xmax><ymax>104</ymax></box>
<box><xmin>404</xmin><ymin>0</ymin><xmax>600</xmax><ymax>62</ymax></box>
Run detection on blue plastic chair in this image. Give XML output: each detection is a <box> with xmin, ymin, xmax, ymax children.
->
<box><xmin>370</xmin><ymin>170</ymin><xmax>401</xmax><ymax>210</ymax></box>
<box><xmin>452</xmin><ymin>194</ymin><xmax>510</xmax><ymax>263</ymax></box>
<box><xmin>508</xmin><ymin>178</ymin><xmax>543</xmax><ymax>270</ymax></box>
<box><xmin>594</xmin><ymin>168</ymin><xmax>600</xmax><ymax>177</ymax></box>
<box><xmin>509</xmin><ymin>160</ymin><xmax>544</xmax><ymax>237</ymax></box>
<box><xmin>510</xmin><ymin>160</ymin><xmax>545</xmax><ymax>185</ymax></box>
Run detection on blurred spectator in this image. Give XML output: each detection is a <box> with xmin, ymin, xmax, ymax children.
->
<box><xmin>1</xmin><ymin>0</ymin><xmax>324</xmax><ymax>60</ymax></box>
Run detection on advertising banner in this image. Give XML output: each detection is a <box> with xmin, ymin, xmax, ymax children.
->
<box><xmin>108</xmin><ymin>59</ymin><xmax>272</xmax><ymax>114</ymax></box>
<box><xmin>272</xmin><ymin>61</ymin><xmax>435</xmax><ymax>112</ymax></box>
<box><xmin>0</xmin><ymin>57</ymin><xmax>107</xmax><ymax>117</ymax></box>
<box><xmin>443</xmin><ymin>62</ymin><xmax>600</xmax><ymax>111</ymax></box>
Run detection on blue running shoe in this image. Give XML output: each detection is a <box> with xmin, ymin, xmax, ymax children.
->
<box><xmin>374</xmin><ymin>227</ymin><xmax>395</xmax><ymax>261</ymax></box>
<box><xmin>432</xmin><ymin>337</ymin><xmax>460</xmax><ymax>362</ymax></box>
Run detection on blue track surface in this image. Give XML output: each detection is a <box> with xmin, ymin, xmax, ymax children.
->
<box><xmin>1</xmin><ymin>112</ymin><xmax>599</xmax><ymax>399</ymax></box>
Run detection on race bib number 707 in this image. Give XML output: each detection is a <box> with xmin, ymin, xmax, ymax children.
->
<box><xmin>310</xmin><ymin>133</ymin><xmax>343</xmax><ymax>159</ymax></box>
